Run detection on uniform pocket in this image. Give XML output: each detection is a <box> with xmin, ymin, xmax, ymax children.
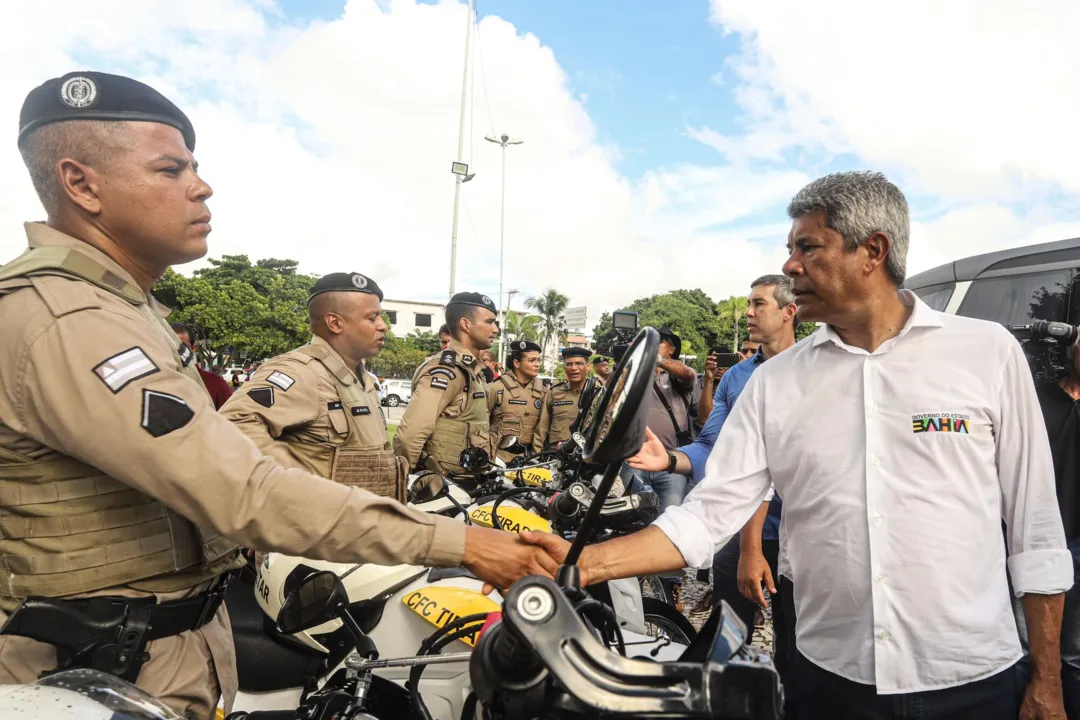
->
<box><xmin>326</xmin><ymin>401</ymin><xmax>350</xmax><ymax>438</ymax></box>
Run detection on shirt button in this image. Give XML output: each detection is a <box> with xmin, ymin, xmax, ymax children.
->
<box><xmin>876</xmin><ymin>573</ymin><xmax>885</xmax><ymax>583</ymax></box>
<box><xmin>871</xmin><ymin>456</ymin><xmax>881</xmax><ymax>467</ymax></box>
<box><xmin>879</xmin><ymin>630</ymin><xmax>889</xmax><ymax>640</ymax></box>
<box><xmin>873</xmin><ymin>515</ymin><xmax>883</xmax><ymax>525</ymax></box>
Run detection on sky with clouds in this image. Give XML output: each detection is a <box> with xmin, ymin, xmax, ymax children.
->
<box><xmin>2</xmin><ymin>0</ymin><xmax>1079</xmax><ymax>330</ymax></box>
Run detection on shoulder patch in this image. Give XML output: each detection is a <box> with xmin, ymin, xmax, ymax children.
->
<box><xmin>93</xmin><ymin>347</ymin><xmax>159</xmax><ymax>394</ymax></box>
<box><xmin>267</xmin><ymin>371</ymin><xmax>295</xmax><ymax>391</ymax></box>
<box><xmin>248</xmin><ymin>387</ymin><xmax>274</xmax><ymax>408</ymax></box>
<box><xmin>178</xmin><ymin>342</ymin><xmax>194</xmax><ymax>367</ymax></box>
<box><xmin>141</xmin><ymin>389</ymin><xmax>194</xmax><ymax>438</ymax></box>
<box><xmin>462</xmin><ymin>354</ymin><xmax>474</xmax><ymax>364</ymax></box>
<box><xmin>429</xmin><ymin>367</ymin><xmax>456</xmax><ymax>380</ymax></box>
<box><xmin>430</xmin><ymin>376</ymin><xmax>449</xmax><ymax>390</ymax></box>
<box><xmin>440</xmin><ymin>350</ymin><xmax>457</xmax><ymax>367</ymax></box>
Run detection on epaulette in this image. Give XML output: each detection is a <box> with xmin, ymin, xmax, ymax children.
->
<box><xmin>439</xmin><ymin>349</ymin><xmax>458</xmax><ymax>367</ymax></box>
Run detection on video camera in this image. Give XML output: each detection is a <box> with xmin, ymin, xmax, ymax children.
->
<box><xmin>1007</xmin><ymin>320</ymin><xmax>1078</xmax><ymax>383</ymax></box>
<box><xmin>609</xmin><ymin>310</ymin><xmax>639</xmax><ymax>363</ymax></box>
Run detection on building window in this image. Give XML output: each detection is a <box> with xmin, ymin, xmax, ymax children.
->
<box><xmin>415</xmin><ymin>313</ymin><xmax>432</xmax><ymax>328</ymax></box>
<box><xmin>385</xmin><ymin>311</ymin><xmax>398</xmax><ymax>325</ymax></box>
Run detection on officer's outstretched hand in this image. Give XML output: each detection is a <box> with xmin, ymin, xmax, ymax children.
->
<box><xmin>625</xmin><ymin>427</ymin><xmax>668</xmax><ymax>472</ymax></box>
<box><xmin>465</xmin><ymin>526</ymin><xmax>559</xmax><ymax>594</ymax></box>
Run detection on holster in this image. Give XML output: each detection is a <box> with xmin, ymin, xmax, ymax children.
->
<box><xmin>0</xmin><ymin>575</ymin><xmax>232</xmax><ymax>683</ymax></box>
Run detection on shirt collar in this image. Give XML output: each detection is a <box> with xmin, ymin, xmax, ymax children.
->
<box><xmin>811</xmin><ymin>290</ymin><xmax>943</xmax><ymax>352</ymax></box>
<box><xmin>447</xmin><ymin>339</ymin><xmax>479</xmax><ymax>367</ymax></box>
<box><xmin>310</xmin><ymin>334</ymin><xmax>360</xmax><ymax>385</ymax></box>
<box><xmin>24</xmin><ymin>222</ymin><xmax>151</xmax><ymax>307</ymax></box>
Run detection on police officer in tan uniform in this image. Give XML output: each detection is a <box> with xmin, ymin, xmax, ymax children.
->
<box><xmin>221</xmin><ymin>272</ymin><xmax>406</xmax><ymax>502</ymax></box>
<box><xmin>532</xmin><ymin>346</ymin><xmax>592</xmax><ymax>453</ymax></box>
<box><xmin>394</xmin><ymin>292</ymin><xmax>499</xmax><ymax>475</ymax></box>
<box><xmin>489</xmin><ymin>340</ymin><xmax>546</xmax><ymax>461</ymax></box>
<box><xmin>0</xmin><ymin>71</ymin><xmax>554</xmax><ymax>718</ymax></box>
<box><xmin>592</xmin><ymin>356</ymin><xmax>612</xmax><ymax>386</ymax></box>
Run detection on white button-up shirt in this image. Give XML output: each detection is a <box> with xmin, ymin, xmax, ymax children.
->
<box><xmin>653</xmin><ymin>291</ymin><xmax>1072</xmax><ymax>693</ymax></box>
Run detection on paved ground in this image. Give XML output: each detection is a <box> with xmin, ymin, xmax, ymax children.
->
<box><xmin>679</xmin><ymin>569</ymin><xmax>774</xmax><ymax>650</ymax></box>
<box><xmin>384</xmin><ymin>404</ymin><xmax>406</xmax><ymax>425</ymax></box>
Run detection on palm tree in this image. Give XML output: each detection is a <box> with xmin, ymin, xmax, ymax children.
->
<box><xmin>716</xmin><ymin>296</ymin><xmax>749</xmax><ymax>351</ymax></box>
<box><xmin>503</xmin><ymin>310</ymin><xmax>543</xmax><ymax>344</ymax></box>
<box><xmin>525</xmin><ymin>288</ymin><xmax>570</xmax><ymax>370</ymax></box>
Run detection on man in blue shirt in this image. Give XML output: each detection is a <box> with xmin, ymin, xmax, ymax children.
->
<box><xmin>629</xmin><ymin>273</ymin><xmax>799</xmax><ymax>712</ymax></box>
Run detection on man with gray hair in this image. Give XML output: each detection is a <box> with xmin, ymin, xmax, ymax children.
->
<box><xmin>526</xmin><ymin>171</ymin><xmax>1072</xmax><ymax>719</ymax></box>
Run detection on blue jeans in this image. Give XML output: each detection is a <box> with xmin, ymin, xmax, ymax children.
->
<box><xmin>1011</xmin><ymin>535</ymin><xmax>1080</xmax><ymax>717</ymax></box>
<box><xmin>631</xmin><ymin>469</ymin><xmax>687</xmax><ymax>512</ymax></box>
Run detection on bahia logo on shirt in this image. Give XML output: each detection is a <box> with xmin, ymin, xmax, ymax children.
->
<box><xmin>911</xmin><ymin>412</ymin><xmax>971</xmax><ymax>434</ymax></box>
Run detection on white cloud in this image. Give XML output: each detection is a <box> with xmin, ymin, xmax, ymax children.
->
<box><xmin>708</xmin><ymin>0</ymin><xmax>1080</xmax><ymax>200</ymax></box>
<box><xmin>0</xmin><ymin>0</ymin><xmax>802</xmax><ymax>326</ymax></box>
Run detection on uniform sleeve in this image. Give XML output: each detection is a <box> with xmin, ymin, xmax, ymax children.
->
<box><xmin>218</xmin><ymin>360</ymin><xmax>320</xmax><ymax>455</ymax></box>
<box><xmin>393</xmin><ymin>365</ymin><xmax>463</xmax><ymax>470</ymax></box>
<box><xmin>532</xmin><ymin>389</ymin><xmax>554</xmax><ymax>454</ymax></box>
<box><xmin>11</xmin><ymin>308</ymin><xmax>465</xmax><ymax>568</ymax></box>
<box><xmin>994</xmin><ymin>335</ymin><xmax>1073</xmax><ymax>595</ymax></box>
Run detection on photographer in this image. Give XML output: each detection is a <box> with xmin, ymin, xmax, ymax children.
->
<box><xmin>1016</xmin><ymin>332</ymin><xmax>1080</xmax><ymax>716</ymax></box>
<box><xmin>631</xmin><ymin>327</ymin><xmax>696</xmax><ymax>512</ymax></box>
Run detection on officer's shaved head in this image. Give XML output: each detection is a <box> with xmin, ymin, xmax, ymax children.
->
<box><xmin>19</xmin><ymin>121</ymin><xmax>132</xmax><ymax>216</ymax></box>
<box><xmin>309</xmin><ymin>291</ymin><xmax>388</xmax><ymax>363</ymax></box>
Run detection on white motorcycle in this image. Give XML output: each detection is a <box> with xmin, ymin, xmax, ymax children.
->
<box><xmin>224</xmin><ymin>471</ymin><xmax>685</xmax><ymax>719</ymax></box>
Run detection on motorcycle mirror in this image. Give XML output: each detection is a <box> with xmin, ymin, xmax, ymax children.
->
<box><xmin>458</xmin><ymin>447</ymin><xmax>491</xmax><ymax>470</ymax></box>
<box><xmin>497</xmin><ymin>434</ymin><xmax>527</xmax><ymax>455</ymax></box>
<box><xmin>408</xmin><ymin>472</ymin><xmax>448</xmax><ymax>504</ymax></box>
<box><xmin>276</xmin><ymin>570</ymin><xmax>348</xmax><ymax>635</ymax></box>
<box><xmin>581</xmin><ymin>327</ymin><xmax>659</xmax><ymax>466</ymax></box>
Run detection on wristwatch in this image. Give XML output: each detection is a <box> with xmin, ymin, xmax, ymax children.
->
<box><xmin>666</xmin><ymin>451</ymin><xmax>678</xmax><ymax>474</ymax></box>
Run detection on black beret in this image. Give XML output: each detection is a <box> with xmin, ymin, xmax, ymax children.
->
<box><xmin>448</xmin><ymin>292</ymin><xmax>497</xmax><ymax>314</ymax></box>
<box><xmin>508</xmin><ymin>340</ymin><xmax>541</xmax><ymax>353</ymax></box>
<box><xmin>562</xmin><ymin>347</ymin><xmax>592</xmax><ymax>360</ymax></box>
<box><xmin>307</xmin><ymin>272</ymin><xmax>384</xmax><ymax>303</ymax></box>
<box><xmin>19</xmin><ymin>71</ymin><xmax>196</xmax><ymax>151</ymax></box>
<box><xmin>591</xmin><ymin>356</ymin><xmax>609</xmax><ymax>365</ymax></box>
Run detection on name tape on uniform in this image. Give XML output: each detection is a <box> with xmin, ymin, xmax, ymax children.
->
<box><xmin>93</xmin><ymin>347</ymin><xmax>159</xmax><ymax>394</ymax></box>
<box><xmin>267</xmin><ymin>371</ymin><xmax>295</xmax><ymax>391</ymax></box>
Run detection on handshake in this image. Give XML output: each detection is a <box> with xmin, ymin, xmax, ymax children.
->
<box><xmin>461</xmin><ymin>525</ymin><xmax>590</xmax><ymax>594</ymax></box>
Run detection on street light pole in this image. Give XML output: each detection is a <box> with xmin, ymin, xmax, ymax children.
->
<box><xmin>448</xmin><ymin>0</ymin><xmax>475</xmax><ymax>298</ymax></box>
<box><xmin>484</xmin><ymin>132</ymin><xmax>523</xmax><ymax>368</ymax></box>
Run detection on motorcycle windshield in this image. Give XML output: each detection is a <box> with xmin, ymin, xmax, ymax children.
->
<box><xmin>0</xmin><ymin>669</ymin><xmax>183</xmax><ymax>719</ymax></box>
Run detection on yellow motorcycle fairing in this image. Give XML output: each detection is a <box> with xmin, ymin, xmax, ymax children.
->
<box><xmin>401</xmin><ymin>585</ymin><xmax>501</xmax><ymax>647</ymax></box>
<box><xmin>468</xmin><ymin>503</ymin><xmax>552</xmax><ymax>534</ymax></box>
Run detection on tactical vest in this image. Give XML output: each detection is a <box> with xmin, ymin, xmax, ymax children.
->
<box><xmin>0</xmin><ymin>245</ymin><xmax>240</xmax><ymax>599</ymax></box>
<box><xmin>492</xmin><ymin>375</ymin><xmax>544</xmax><ymax>461</ymax></box>
<box><xmin>423</xmin><ymin>357</ymin><xmax>491</xmax><ymax>474</ymax></box>
<box><xmin>282</xmin><ymin>343</ymin><xmax>406</xmax><ymax>503</ymax></box>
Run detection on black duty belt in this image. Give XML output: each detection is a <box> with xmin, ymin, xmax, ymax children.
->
<box><xmin>0</xmin><ymin>573</ymin><xmax>233</xmax><ymax>682</ymax></box>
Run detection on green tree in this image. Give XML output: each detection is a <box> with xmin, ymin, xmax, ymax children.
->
<box><xmin>525</xmin><ymin>289</ymin><xmax>570</xmax><ymax>371</ymax></box>
<box><xmin>152</xmin><ymin>256</ymin><xmax>317</xmax><ymax>370</ymax></box>
<box><xmin>716</xmin><ymin>296</ymin><xmax>750</xmax><ymax>352</ymax></box>
<box><xmin>367</xmin><ymin>329</ymin><xmax>429</xmax><ymax>379</ymax></box>
<box><xmin>408</xmin><ymin>330</ymin><xmax>442</xmax><ymax>355</ymax></box>
<box><xmin>796</xmin><ymin>321</ymin><xmax>819</xmax><ymax>341</ymax></box>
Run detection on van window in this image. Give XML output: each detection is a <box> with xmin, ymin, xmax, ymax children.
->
<box><xmin>956</xmin><ymin>269</ymin><xmax>1075</xmax><ymax>326</ymax></box>
<box><xmin>912</xmin><ymin>282</ymin><xmax>955</xmax><ymax>312</ymax></box>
